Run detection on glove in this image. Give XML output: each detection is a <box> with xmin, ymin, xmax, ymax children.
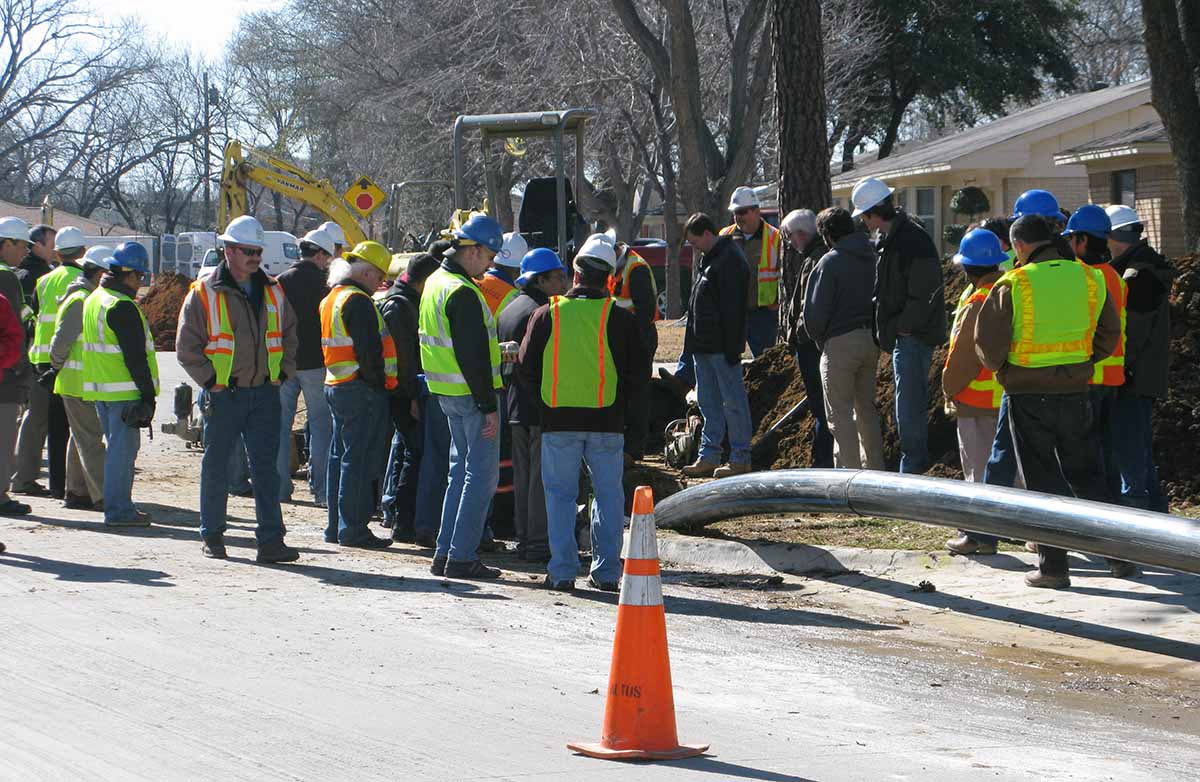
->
<box><xmin>37</xmin><ymin>369</ymin><xmax>58</xmax><ymax>390</ymax></box>
<box><xmin>121</xmin><ymin>399</ymin><xmax>156</xmax><ymax>428</ymax></box>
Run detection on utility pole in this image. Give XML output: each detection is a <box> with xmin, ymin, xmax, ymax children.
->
<box><xmin>203</xmin><ymin>71</ymin><xmax>212</xmax><ymax>230</ymax></box>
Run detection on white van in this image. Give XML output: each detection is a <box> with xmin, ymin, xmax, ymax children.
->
<box><xmin>196</xmin><ymin>231</ymin><xmax>301</xmax><ymax>280</ymax></box>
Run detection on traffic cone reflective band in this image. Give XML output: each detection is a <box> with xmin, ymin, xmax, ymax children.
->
<box><xmin>568</xmin><ymin>485</ymin><xmax>709</xmax><ymax>761</ymax></box>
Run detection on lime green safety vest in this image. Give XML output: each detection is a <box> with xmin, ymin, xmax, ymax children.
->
<box><xmin>997</xmin><ymin>259</ymin><xmax>1105</xmax><ymax>369</ymax></box>
<box><xmin>29</xmin><ymin>264</ymin><xmax>82</xmax><ymax>365</ymax></box>
<box><xmin>190</xmin><ymin>278</ymin><xmax>285</xmax><ymax>387</ymax></box>
<box><xmin>418</xmin><ymin>267</ymin><xmax>502</xmax><ymax>396</ymax></box>
<box><xmin>53</xmin><ymin>286</ymin><xmax>90</xmax><ymax>398</ymax></box>
<box><xmin>81</xmin><ymin>287</ymin><xmax>160</xmax><ymax>402</ymax></box>
<box><xmin>999</xmin><ymin>248</ymin><xmax>1016</xmax><ymax>273</ymax></box>
<box><xmin>540</xmin><ymin>296</ymin><xmax>617</xmax><ymax>409</ymax></box>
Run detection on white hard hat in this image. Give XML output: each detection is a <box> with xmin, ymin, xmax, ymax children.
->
<box><xmin>602</xmin><ymin>228</ymin><xmax>618</xmax><ymax>246</ymax></box>
<box><xmin>780</xmin><ymin>209</ymin><xmax>817</xmax><ymax>237</ymax></box>
<box><xmin>218</xmin><ymin>215</ymin><xmax>266</xmax><ymax>249</ymax></box>
<box><xmin>0</xmin><ymin>216</ymin><xmax>31</xmax><ymax>243</ymax></box>
<box><xmin>300</xmin><ymin>228</ymin><xmax>336</xmax><ymax>257</ymax></box>
<box><xmin>575</xmin><ymin>235</ymin><xmax>617</xmax><ymax>272</ymax></box>
<box><xmin>54</xmin><ymin>226</ymin><xmax>86</xmax><ymax>251</ymax></box>
<box><xmin>851</xmin><ymin>177</ymin><xmax>894</xmax><ymax>217</ymax></box>
<box><xmin>318</xmin><ymin>221</ymin><xmax>346</xmax><ymax>248</ymax></box>
<box><xmin>82</xmin><ymin>245</ymin><xmax>113</xmax><ymax>270</ymax></box>
<box><xmin>728</xmin><ymin>186</ymin><xmax>760</xmax><ymax>211</ymax></box>
<box><xmin>1105</xmin><ymin>204</ymin><xmax>1140</xmax><ymax>230</ymax></box>
<box><xmin>496</xmin><ymin>232</ymin><xmax>528</xmax><ymax>268</ymax></box>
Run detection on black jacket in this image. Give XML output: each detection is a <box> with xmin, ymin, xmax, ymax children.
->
<box><xmin>101</xmin><ymin>275</ymin><xmax>157</xmax><ymax>403</ymax></box>
<box><xmin>16</xmin><ymin>251</ymin><xmax>51</xmax><ymax>305</ymax></box>
<box><xmin>684</xmin><ymin>236</ymin><xmax>748</xmax><ymax>363</ymax></box>
<box><xmin>872</xmin><ymin>211</ymin><xmax>947</xmax><ymax>350</ymax></box>
<box><xmin>1112</xmin><ymin>241</ymin><xmax>1178</xmax><ymax>398</ymax></box>
<box><xmin>780</xmin><ymin>236</ymin><xmax>828</xmax><ymax>350</ymax></box>
<box><xmin>378</xmin><ymin>278</ymin><xmax>422</xmax><ymax>400</ymax></box>
<box><xmin>440</xmin><ymin>258</ymin><xmax>497</xmax><ymax>413</ymax></box>
<box><xmin>499</xmin><ymin>286</ymin><xmax>550</xmax><ymax>426</ymax></box>
<box><xmin>803</xmin><ymin>232</ymin><xmax>877</xmax><ymax>348</ymax></box>
<box><xmin>275</xmin><ymin>259</ymin><xmax>329</xmax><ymax>372</ymax></box>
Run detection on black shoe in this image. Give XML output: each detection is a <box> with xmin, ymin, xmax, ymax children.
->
<box><xmin>444</xmin><ymin>560</ymin><xmax>501</xmax><ymax>580</ymax></box>
<box><xmin>14</xmin><ymin>482</ymin><xmax>49</xmax><ymax>497</ymax></box>
<box><xmin>524</xmin><ymin>548</ymin><xmax>551</xmax><ymax>564</ymax></box>
<box><xmin>63</xmin><ymin>492</ymin><xmax>94</xmax><ymax>510</ymax></box>
<box><xmin>588</xmin><ymin>576</ymin><xmax>620</xmax><ymax>593</ymax></box>
<box><xmin>257</xmin><ymin>539</ymin><xmax>300</xmax><ymax>564</ymax></box>
<box><xmin>230</xmin><ymin>487</ymin><xmax>254</xmax><ymax>498</ymax></box>
<box><xmin>430</xmin><ymin>556</ymin><xmax>447</xmax><ymax>576</ymax></box>
<box><xmin>324</xmin><ymin>530</ymin><xmax>338</xmax><ymax>544</ymax></box>
<box><xmin>477</xmin><ymin>537</ymin><xmax>506</xmax><ymax>553</ymax></box>
<box><xmin>0</xmin><ymin>499</ymin><xmax>32</xmax><ymax>516</ymax></box>
<box><xmin>414</xmin><ymin>532</ymin><xmax>437</xmax><ymax>549</ymax></box>
<box><xmin>341</xmin><ymin>533</ymin><xmax>393</xmax><ymax>550</ymax></box>
<box><xmin>50</xmin><ymin>489</ymin><xmax>64</xmax><ymax>500</ymax></box>
<box><xmin>202</xmin><ymin>537</ymin><xmax>227</xmax><ymax>559</ymax></box>
<box><xmin>543</xmin><ymin>576</ymin><xmax>575</xmax><ymax>591</ymax></box>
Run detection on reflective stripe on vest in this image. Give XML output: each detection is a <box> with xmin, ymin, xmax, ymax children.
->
<box><xmin>1088</xmin><ymin>262</ymin><xmax>1126</xmax><ymax>387</ymax></box>
<box><xmin>191</xmin><ymin>278</ymin><xmax>285</xmax><ymax>386</ymax></box>
<box><xmin>999</xmin><ymin>260</ymin><xmax>1105</xmax><ymax>369</ymax></box>
<box><xmin>479</xmin><ymin>272</ymin><xmax>518</xmax><ymax>317</ymax></box>
<box><xmin>607</xmin><ymin>252</ymin><xmax>660</xmax><ymax>321</ymax></box>
<box><xmin>541</xmin><ymin>296</ymin><xmax>617</xmax><ymax>409</ymax></box>
<box><xmin>418</xmin><ymin>267</ymin><xmax>502</xmax><ymax>396</ymax></box>
<box><xmin>29</xmin><ymin>265</ymin><xmax>82</xmax><ymax>364</ymax></box>
<box><xmin>52</xmin><ymin>288</ymin><xmax>90</xmax><ymax>398</ymax></box>
<box><xmin>720</xmin><ymin>222</ymin><xmax>782</xmax><ymax>307</ymax></box>
<box><xmin>319</xmin><ymin>284</ymin><xmax>399</xmax><ymax>389</ymax></box>
<box><xmin>81</xmin><ymin>287</ymin><xmax>159</xmax><ymax>402</ymax></box>
<box><xmin>946</xmin><ymin>282</ymin><xmax>1002</xmax><ymax>410</ymax></box>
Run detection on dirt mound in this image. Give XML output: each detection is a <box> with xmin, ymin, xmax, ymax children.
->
<box><xmin>1154</xmin><ymin>254</ymin><xmax>1199</xmax><ymax>503</ymax></box>
<box><xmin>140</xmin><ymin>273</ymin><xmax>191</xmax><ymax>351</ymax></box>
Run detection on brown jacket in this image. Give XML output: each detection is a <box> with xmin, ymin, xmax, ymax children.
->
<box><xmin>176</xmin><ymin>261</ymin><xmax>298</xmax><ymax>389</ymax></box>
<box><xmin>943</xmin><ymin>270</ymin><xmax>1002</xmax><ymax>417</ymax></box>
<box><xmin>974</xmin><ymin>244</ymin><xmax>1119</xmax><ymax>395</ymax></box>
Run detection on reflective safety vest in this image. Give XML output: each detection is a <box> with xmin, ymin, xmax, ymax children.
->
<box><xmin>1000</xmin><ymin>248</ymin><xmax>1016</xmax><ymax>273</ymax></box>
<box><xmin>997</xmin><ymin>259</ymin><xmax>1106</xmax><ymax>369</ymax></box>
<box><xmin>541</xmin><ymin>296</ymin><xmax>617</xmax><ymax>409</ymax></box>
<box><xmin>29</xmin><ymin>264</ymin><xmax>81</xmax><ymax>365</ymax></box>
<box><xmin>1087</xmin><ymin>262</ymin><xmax>1126</xmax><ymax>387</ymax></box>
<box><xmin>52</xmin><ymin>287</ymin><xmax>90</xmax><ymax>398</ymax></box>
<box><xmin>319</xmin><ymin>284</ymin><xmax>399</xmax><ymax>389</ymax></box>
<box><xmin>479</xmin><ymin>271</ymin><xmax>519</xmax><ymax>317</ymax></box>
<box><xmin>418</xmin><ymin>267</ymin><xmax>502</xmax><ymax>396</ymax></box>
<box><xmin>720</xmin><ymin>222</ymin><xmax>782</xmax><ymax>308</ymax></box>
<box><xmin>190</xmin><ymin>278</ymin><xmax>285</xmax><ymax>387</ymax></box>
<box><xmin>946</xmin><ymin>283</ymin><xmax>1002</xmax><ymax>410</ymax></box>
<box><xmin>81</xmin><ymin>287</ymin><xmax>159</xmax><ymax>402</ymax></box>
<box><xmin>608</xmin><ymin>251</ymin><xmax>660</xmax><ymax>321</ymax></box>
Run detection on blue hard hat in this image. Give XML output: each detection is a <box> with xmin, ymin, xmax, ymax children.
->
<box><xmin>110</xmin><ymin>241</ymin><xmax>150</xmax><ymax>274</ymax></box>
<box><xmin>1061</xmin><ymin>204</ymin><xmax>1111</xmax><ymax>240</ymax></box>
<box><xmin>1011</xmin><ymin>189</ymin><xmax>1066</xmax><ymax>221</ymax></box>
<box><xmin>953</xmin><ymin>229</ymin><xmax>1007</xmax><ymax>268</ymax></box>
<box><xmin>452</xmin><ymin>214</ymin><xmax>504</xmax><ymax>254</ymax></box>
<box><xmin>516</xmin><ymin>247</ymin><xmax>566</xmax><ymax>287</ymax></box>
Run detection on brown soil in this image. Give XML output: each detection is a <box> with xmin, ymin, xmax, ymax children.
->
<box><xmin>141</xmin><ymin>273</ymin><xmax>190</xmax><ymax>351</ymax></box>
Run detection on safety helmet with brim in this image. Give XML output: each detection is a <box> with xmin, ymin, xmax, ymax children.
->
<box><xmin>218</xmin><ymin>215</ymin><xmax>267</xmax><ymax>249</ymax></box>
<box><xmin>516</xmin><ymin>247</ymin><xmax>566</xmax><ymax>288</ymax></box>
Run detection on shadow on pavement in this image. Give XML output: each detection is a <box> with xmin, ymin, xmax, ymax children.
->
<box><xmin>278</xmin><ymin>560</ymin><xmax>506</xmax><ymax>599</ymax></box>
<box><xmin>663</xmin><ymin>756</ymin><xmax>818</xmax><ymax>781</ymax></box>
<box><xmin>0</xmin><ymin>551</ymin><xmax>173</xmax><ymax>587</ymax></box>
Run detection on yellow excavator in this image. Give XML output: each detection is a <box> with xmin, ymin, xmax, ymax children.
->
<box><xmin>218</xmin><ymin>141</ymin><xmax>366</xmax><ymax>246</ymax></box>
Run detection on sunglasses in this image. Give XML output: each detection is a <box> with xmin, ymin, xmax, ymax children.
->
<box><xmin>233</xmin><ymin>245</ymin><xmax>263</xmax><ymax>257</ymax></box>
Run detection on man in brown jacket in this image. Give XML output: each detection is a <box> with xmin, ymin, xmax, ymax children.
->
<box><xmin>974</xmin><ymin>214</ymin><xmax>1121</xmax><ymax>589</ymax></box>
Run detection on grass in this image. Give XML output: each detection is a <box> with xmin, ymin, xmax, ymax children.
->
<box><xmin>698</xmin><ymin>514</ymin><xmax>1025</xmax><ymax>552</ymax></box>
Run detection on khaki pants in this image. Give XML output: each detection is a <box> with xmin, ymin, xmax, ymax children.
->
<box><xmin>0</xmin><ymin>402</ymin><xmax>18</xmax><ymax>502</ymax></box>
<box><xmin>63</xmin><ymin>396</ymin><xmax>105</xmax><ymax>502</ymax></box>
<box><xmin>956</xmin><ymin>414</ymin><xmax>999</xmax><ymax>483</ymax></box>
<box><xmin>820</xmin><ymin>327</ymin><xmax>884</xmax><ymax>470</ymax></box>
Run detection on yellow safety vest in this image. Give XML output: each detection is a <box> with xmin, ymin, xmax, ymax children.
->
<box><xmin>29</xmin><ymin>264</ymin><xmax>81</xmax><ymax>365</ymax></box>
<box><xmin>53</xmin><ymin>287</ymin><xmax>90</xmax><ymax>398</ymax></box>
<box><xmin>720</xmin><ymin>222</ymin><xmax>782</xmax><ymax>307</ymax></box>
<box><xmin>608</xmin><ymin>251</ymin><xmax>660</xmax><ymax>320</ymax></box>
<box><xmin>418</xmin><ymin>267</ymin><xmax>502</xmax><ymax>396</ymax></box>
<box><xmin>319</xmin><ymin>284</ymin><xmax>399</xmax><ymax>389</ymax></box>
<box><xmin>997</xmin><ymin>259</ymin><xmax>1106</xmax><ymax>369</ymax></box>
<box><xmin>190</xmin><ymin>278</ymin><xmax>285</xmax><ymax>386</ymax></box>
<box><xmin>540</xmin><ymin>296</ymin><xmax>617</xmax><ymax>409</ymax></box>
<box><xmin>81</xmin><ymin>287</ymin><xmax>160</xmax><ymax>402</ymax></box>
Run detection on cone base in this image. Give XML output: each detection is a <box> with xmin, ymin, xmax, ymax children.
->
<box><xmin>567</xmin><ymin>741</ymin><xmax>709</xmax><ymax>761</ymax></box>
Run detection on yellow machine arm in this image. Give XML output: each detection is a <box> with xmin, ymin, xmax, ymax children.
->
<box><xmin>218</xmin><ymin>141</ymin><xmax>366</xmax><ymax>247</ymax></box>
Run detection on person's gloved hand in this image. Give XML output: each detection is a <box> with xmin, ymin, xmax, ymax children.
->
<box><xmin>121</xmin><ymin>399</ymin><xmax>156</xmax><ymax>428</ymax></box>
<box><xmin>37</xmin><ymin>369</ymin><xmax>58</xmax><ymax>390</ymax></box>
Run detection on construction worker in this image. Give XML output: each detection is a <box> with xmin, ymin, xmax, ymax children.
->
<box><xmin>518</xmin><ymin>237</ymin><xmax>649</xmax><ymax>591</ymax></box>
<box><xmin>500</xmin><ymin>247</ymin><xmax>568</xmax><ymax>563</ymax></box>
<box><xmin>722</xmin><ymin>186</ymin><xmax>782</xmax><ymax>357</ymax></box>
<box><xmin>605</xmin><ymin>232</ymin><xmax>658</xmax><ymax>463</ymax></box>
<box><xmin>479</xmin><ymin>232</ymin><xmax>526</xmax><ymax>316</ymax></box>
<box><xmin>318</xmin><ymin>221</ymin><xmax>347</xmax><ymax>258</ymax></box>
<box><xmin>853</xmin><ymin>176</ymin><xmax>946</xmax><ymax>475</ymax></box>
<box><xmin>320</xmin><ymin>241</ymin><xmax>399</xmax><ymax>548</ymax></box>
<box><xmin>0</xmin><ymin>216</ymin><xmax>33</xmax><ymax>517</ymax></box>
<box><xmin>14</xmin><ymin>224</ymin><xmax>76</xmax><ymax>499</ymax></box>
<box><xmin>81</xmin><ymin>242</ymin><xmax>158</xmax><ymax>527</ymax></box>
<box><xmin>941</xmin><ymin>230</ymin><xmax>1007</xmax><ymax>556</ymax></box>
<box><xmin>1105</xmin><ymin>205</ymin><xmax>1177</xmax><ymax>512</ymax></box>
<box><xmin>44</xmin><ymin>246</ymin><xmax>112</xmax><ymax>511</ymax></box>
<box><xmin>177</xmin><ymin>215</ymin><xmax>300</xmax><ymax>563</ymax></box>
<box><xmin>275</xmin><ymin>227</ymin><xmax>335</xmax><ymax>506</ymax></box>
<box><xmin>980</xmin><ymin>218</ymin><xmax>1015</xmax><ymax>271</ymax></box>
<box><xmin>0</xmin><ymin>286</ymin><xmax>23</xmax><ymax>537</ymax></box>
<box><xmin>418</xmin><ymin>214</ymin><xmax>505</xmax><ymax>579</ymax></box>
<box><xmin>974</xmin><ymin>214</ymin><xmax>1121</xmax><ymax>589</ymax></box>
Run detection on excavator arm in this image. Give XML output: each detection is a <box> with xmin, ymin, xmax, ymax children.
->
<box><xmin>218</xmin><ymin>141</ymin><xmax>366</xmax><ymax>247</ymax></box>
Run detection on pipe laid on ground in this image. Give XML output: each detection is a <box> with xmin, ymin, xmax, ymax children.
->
<box><xmin>653</xmin><ymin>469</ymin><xmax>1200</xmax><ymax>576</ymax></box>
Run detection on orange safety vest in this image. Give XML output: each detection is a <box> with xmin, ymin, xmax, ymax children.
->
<box><xmin>478</xmin><ymin>271</ymin><xmax>518</xmax><ymax>316</ymax></box>
<box><xmin>946</xmin><ymin>283</ymin><xmax>1002</xmax><ymax>410</ymax></box>
<box><xmin>720</xmin><ymin>221</ymin><xmax>782</xmax><ymax>308</ymax></box>
<box><xmin>1088</xmin><ymin>262</ymin><xmax>1126</xmax><ymax>387</ymax></box>
<box><xmin>607</xmin><ymin>251</ymin><xmax>660</xmax><ymax>321</ymax></box>
<box><xmin>319</xmin><ymin>284</ymin><xmax>399</xmax><ymax>390</ymax></box>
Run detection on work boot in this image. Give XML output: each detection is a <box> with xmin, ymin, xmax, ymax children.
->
<box><xmin>945</xmin><ymin>535</ymin><xmax>997</xmax><ymax>556</ymax></box>
<box><xmin>713</xmin><ymin>462</ymin><xmax>752</xmax><ymax>479</ymax></box>
<box><xmin>543</xmin><ymin>576</ymin><xmax>575</xmax><ymax>592</ymax></box>
<box><xmin>681</xmin><ymin>459</ymin><xmax>719</xmax><ymax>478</ymax></box>
<box><xmin>106</xmin><ymin>512</ymin><xmax>151</xmax><ymax>528</ymax></box>
<box><xmin>444</xmin><ymin>560</ymin><xmax>501</xmax><ymax>580</ymax></box>
<box><xmin>430</xmin><ymin>556</ymin><xmax>447</xmax><ymax>576</ymax></box>
<box><xmin>341</xmin><ymin>533</ymin><xmax>393</xmax><ymax>550</ymax></box>
<box><xmin>14</xmin><ymin>481</ymin><xmax>49</xmax><ymax>497</ymax></box>
<box><xmin>588</xmin><ymin>575</ymin><xmax>620</xmax><ymax>593</ymax></box>
<box><xmin>202</xmin><ymin>537</ymin><xmax>228</xmax><ymax>559</ymax></box>
<box><xmin>1109</xmin><ymin>560</ymin><xmax>1139</xmax><ymax>579</ymax></box>
<box><xmin>1024</xmin><ymin>570</ymin><xmax>1070</xmax><ymax>590</ymax></box>
<box><xmin>391</xmin><ymin>526</ymin><xmax>415</xmax><ymax>543</ymax></box>
<box><xmin>63</xmin><ymin>492</ymin><xmax>94</xmax><ymax>510</ymax></box>
<box><xmin>256</xmin><ymin>539</ymin><xmax>300</xmax><ymax>564</ymax></box>
<box><xmin>0</xmin><ymin>499</ymin><xmax>32</xmax><ymax>517</ymax></box>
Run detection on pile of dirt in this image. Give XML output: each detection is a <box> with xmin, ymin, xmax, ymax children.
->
<box><xmin>140</xmin><ymin>273</ymin><xmax>191</xmax><ymax>351</ymax></box>
<box><xmin>1153</xmin><ymin>253</ymin><xmax>1200</xmax><ymax>503</ymax></box>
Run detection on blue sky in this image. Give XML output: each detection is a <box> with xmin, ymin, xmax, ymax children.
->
<box><xmin>87</xmin><ymin>0</ymin><xmax>282</xmax><ymax>61</ymax></box>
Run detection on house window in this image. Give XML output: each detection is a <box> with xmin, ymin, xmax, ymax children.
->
<box><xmin>914</xmin><ymin>187</ymin><xmax>937</xmax><ymax>236</ymax></box>
<box><xmin>1111</xmin><ymin>170</ymin><xmax>1136</xmax><ymax>206</ymax></box>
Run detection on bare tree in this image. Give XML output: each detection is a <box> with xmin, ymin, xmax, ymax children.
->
<box><xmin>1068</xmin><ymin>0</ymin><xmax>1148</xmax><ymax>89</ymax></box>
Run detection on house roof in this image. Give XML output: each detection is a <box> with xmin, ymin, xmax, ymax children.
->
<box><xmin>1053</xmin><ymin>121</ymin><xmax>1171</xmax><ymax>165</ymax></box>
<box><xmin>0</xmin><ymin>199</ymin><xmax>131</xmax><ymax>236</ymax></box>
<box><xmin>831</xmin><ymin>79</ymin><xmax>1152</xmax><ymax>189</ymax></box>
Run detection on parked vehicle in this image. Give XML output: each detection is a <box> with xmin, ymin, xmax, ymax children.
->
<box><xmin>196</xmin><ymin>232</ymin><xmax>300</xmax><ymax>280</ymax></box>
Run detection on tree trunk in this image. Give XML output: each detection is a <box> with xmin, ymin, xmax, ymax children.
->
<box><xmin>841</xmin><ymin>125</ymin><xmax>864</xmax><ymax>173</ymax></box>
<box><xmin>1142</xmin><ymin>0</ymin><xmax>1200</xmax><ymax>253</ymax></box>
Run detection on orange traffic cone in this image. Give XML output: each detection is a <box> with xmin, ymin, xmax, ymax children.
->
<box><xmin>568</xmin><ymin>485</ymin><xmax>709</xmax><ymax>761</ymax></box>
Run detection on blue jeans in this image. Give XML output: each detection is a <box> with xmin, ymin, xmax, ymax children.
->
<box><xmin>435</xmin><ymin>394</ymin><xmax>500</xmax><ymax>563</ymax></box>
<box><xmin>325</xmin><ymin>381</ymin><xmax>390</xmax><ymax>544</ymax></box>
<box><xmin>746</xmin><ymin>307</ymin><xmax>778</xmax><ymax>357</ymax></box>
<box><xmin>95</xmin><ymin>400</ymin><xmax>140</xmax><ymax>524</ymax></box>
<box><xmin>415</xmin><ymin>380</ymin><xmax>451</xmax><ymax>536</ymax></box>
<box><xmin>892</xmin><ymin>336</ymin><xmax>933</xmax><ymax>474</ymax></box>
<box><xmin>694</xmin><ymin>353</ymin><xmax>753</xmax><ymax>465</ymax></box>
<box><xmin>199</xmin><ymin>384</ymin><xmax>286</xmax><ymax>544</ymax></box>
<box><xmin>795</xmin><ymin>343</ymin><xmax>833</xmax><ymax>467</ymax></box>
<box><xmin>277</xmin><ymin>367</ymin><xmax>332</xmax><ymax>504</ymax></box>
<box><xmin>673</xmin><ymin>349</ymin><xmax>695</xmax><ymax>388</ymax></box>
<box><xmin>542</xmin><ymin>431</ymin><xmax>625</xmax><ymax>584</ymax></box>
<box><xmin>1115</xmin><ymin>386</ymin><xmax>1167</xmax><ymax>512</ymax></box>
